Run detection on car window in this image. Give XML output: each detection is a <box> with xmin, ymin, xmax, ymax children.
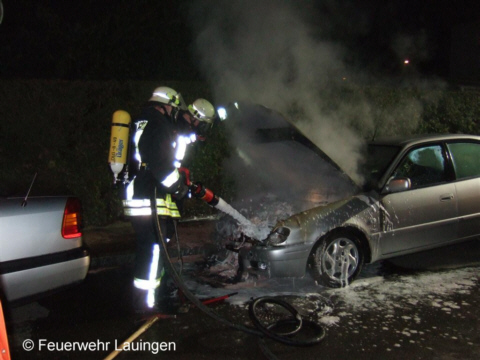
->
<box><xmin>364</xmin><ymin>145</ymin><xmax>401</xmax><ymax>185</ymax></box>
<box><xmin>447</xmin><ymin>142</ymin><xmax>480</xmax><ymax>180</ymax></box>
<box><xmin>394</xmin><ymin>145</ymin><xmax>446</xmax><ymax>188</ymax></box>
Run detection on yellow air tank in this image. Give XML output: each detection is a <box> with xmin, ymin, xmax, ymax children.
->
<box><xmin>108</xmin><ymin>110</ymin><xmax>131</xmax><ymax>183</ymax></box>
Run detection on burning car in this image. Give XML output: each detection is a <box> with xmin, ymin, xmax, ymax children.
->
<box><xmin>218</xmin><ymin>103</ymin><xmax>480</xmax><ymax>287</ymax></box>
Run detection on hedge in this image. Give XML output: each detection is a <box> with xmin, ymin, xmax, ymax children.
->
<box><xmin>0</xmin><ymin>80</ymin><xmax>478</xmax><ymax>226</ymax></box>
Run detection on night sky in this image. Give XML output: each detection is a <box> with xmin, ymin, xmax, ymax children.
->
<box><xmin>0</xmin><ymin>0</ymin><xmax>478</xmax><ymax>81</ymax></box>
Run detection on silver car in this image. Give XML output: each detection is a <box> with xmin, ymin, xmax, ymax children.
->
<box><xmin>239</xmin><ymin>132</ymin><xmax>480</xmax><ymax>287</ymax></box>
<box><xmin>0</xmin><ymin>196</ymin><xmax>90</xmax><ymax>301</ymax></box>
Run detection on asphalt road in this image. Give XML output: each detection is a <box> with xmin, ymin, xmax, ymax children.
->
<box><xmin>3</xmin><ymin>222</ymin><xmax>480</xmax><ymax>360</ymax></box>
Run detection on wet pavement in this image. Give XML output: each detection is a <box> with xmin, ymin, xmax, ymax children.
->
<box><xmin>3</xmin><ymin>220</ymin><xmax>480</xmax><ymax>359</ymax></box>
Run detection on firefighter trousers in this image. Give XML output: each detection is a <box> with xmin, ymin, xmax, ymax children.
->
<box><xmin>130</xmin><ymin>215</ymin><xmax>175</xmax><ymax>298</ymax></box>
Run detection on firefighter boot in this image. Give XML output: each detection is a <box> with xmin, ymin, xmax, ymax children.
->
<box><xmin>132</xmin><ymin>287</ymin><xmax>159</xmax><ymax>315</ymax></box>
<box><xmin>155</xmin><ymin>278</ymin><xmax>179</xmax><ymax>315</ymax></box>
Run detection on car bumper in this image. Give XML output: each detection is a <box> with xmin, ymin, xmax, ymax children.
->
<box><xmin>0</xmin><ymin>247</ymin><xmax>90</xmax><ymax>301</ymax></box>
<box><xmin>239</xmin><ymin>243</ymin><xmax>312</xmax><ymax>278</ymax></box>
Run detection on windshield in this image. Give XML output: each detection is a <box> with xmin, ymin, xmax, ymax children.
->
<box><xmin>363</xmin><ymin>144</ymin><xmax>401</xmax><ymax>187</ymax></box>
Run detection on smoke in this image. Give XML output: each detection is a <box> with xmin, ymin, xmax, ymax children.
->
<box><xmin>188</xmin><ymin>0</ymin><xmax>442</xmax><ymax>189</ymax></box>
<box><xmin>190</xmin><ymin>0</ymin><xmax>348</xmax><ymax>105</ymax></box>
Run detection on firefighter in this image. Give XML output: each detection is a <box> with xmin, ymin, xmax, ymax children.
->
<box><xmin>123</xmin><ymin>86</ymin><xmax>216</xmax><ymax>314</ymax></box>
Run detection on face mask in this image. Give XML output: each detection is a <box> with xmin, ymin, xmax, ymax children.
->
<box><xmin>175</xmin><ymin>111</ymin><xmax>194</xmax><ymax>133</ymax></box>
<box><xmin>171</xmin><ymin>107</ymin><xmax>181</xmax><ymax>122</ymax></box>
<box><xmin>195</xmin><ymin>121</ymin><xmax>211</xmax><ymax>140</ymax></box>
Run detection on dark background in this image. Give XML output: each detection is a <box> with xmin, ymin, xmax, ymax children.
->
<box><xmin>0</xmin><ymin>0</ymin><xmax>198</xmax><ymax>80</ymax></box>
<box><xmin>0</xmin><ymin>0</ymin><xmax>479</xmax><ymax>81</ymax></box>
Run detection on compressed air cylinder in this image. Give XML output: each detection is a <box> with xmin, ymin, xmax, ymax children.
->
<box><xmin>108</xmin><ymin>110</ymin><xmax>131</xmax><ymax>183</ymax></box>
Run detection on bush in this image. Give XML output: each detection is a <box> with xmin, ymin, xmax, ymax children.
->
<box><xmin>0</xmin><ymin>80</ymin><xmax>478</xmax><ymax>226</ymax></box>
<box><xmin>0</xmin><ymin>80</ymin><xmax>225</xmax><ymax>226</ymax></box>
<box><xmin>420</xmin><ymin>90</ymin><xmax>480</xmax><ymax>134</ymax></box>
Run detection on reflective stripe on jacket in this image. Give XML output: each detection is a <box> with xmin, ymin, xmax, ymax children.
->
<box><xmin>123</xmin><ymin>194</ymin><xmax>180</xmax><ymax>217</ymax></box>
<box><xmin>123</xmin><ymin>177</ymin><xmax>180</xmax><ymax>217</ymax></box>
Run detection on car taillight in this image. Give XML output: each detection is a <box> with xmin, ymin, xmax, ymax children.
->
<box><xmin>62</xmin><ymin>197</ymin><xmax>82</xmax><ymax>239</ymax></box>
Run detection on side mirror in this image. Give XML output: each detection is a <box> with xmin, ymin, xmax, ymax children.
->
<box><xmin>385</xmin><ymin>177</ymin><xmax>411</xmax><ymax>193</ymax></box>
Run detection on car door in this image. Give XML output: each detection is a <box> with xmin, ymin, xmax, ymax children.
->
<box><xmin>446</xmin><ymin>141</ymin><xmax>480</xmax><ymax>239</ymax></box>
<box><xmin>380</xmin><ymin>144</ymin><xmax>458</xmax><ymax>255</ymax></box>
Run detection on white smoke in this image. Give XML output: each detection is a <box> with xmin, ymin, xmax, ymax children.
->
<box><xmin>188</xmin><ymin>0</ymin><xmax>441</xmax><ymax>185</ymax></box>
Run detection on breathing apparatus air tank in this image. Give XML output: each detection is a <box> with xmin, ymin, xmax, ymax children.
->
<box><xmin>108</xmin><ymin>110</ymin><xmax>131</xmax><ymax>184</ymax></box>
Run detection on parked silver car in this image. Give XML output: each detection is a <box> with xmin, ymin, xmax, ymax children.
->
<box><xmin>0</xmin><ymin>196</ymin><xmax>90</xmax><ymax>301</ymax></box>
<box><xmin>239</xmin><ymin>127</ymin><xmax>480</xmax><ymax>287</ymax></box>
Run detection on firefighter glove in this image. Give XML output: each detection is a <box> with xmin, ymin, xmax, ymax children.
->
<box><xmin>173</xmin><ymin>172</ymin><xmax>189</xmax><ymax>200</ymax></box>
<box><xmin>190</xmin><ymin>182</ymin><xmax>206</xmax><ymax>199</ymax></box>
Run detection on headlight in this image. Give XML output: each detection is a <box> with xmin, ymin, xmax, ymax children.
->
<box><xmin>266</xmin><ymin>227</ymin><xmax>290</xmax><ymax>246</ymax></box>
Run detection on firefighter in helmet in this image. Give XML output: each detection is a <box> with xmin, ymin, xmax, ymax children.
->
<box><xmin>123</xmin><ymin>86</ymin><xmax>216</xmax><ymax>314</ymax></box>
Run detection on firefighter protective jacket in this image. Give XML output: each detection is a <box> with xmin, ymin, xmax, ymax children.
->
<box><xmin>123</xmin><ymin>102</ymin><xmax>197</xmax><ymax>217</ymax></box>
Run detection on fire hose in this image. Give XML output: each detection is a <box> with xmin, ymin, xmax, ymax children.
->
<box><xmin>104</xmin><ymin>184</ymin><xmax>326</xmax><ymax>360</ymax></box>
<box><xmin>149</xmin><ymin>185</ymin><xmax>326</xmax><ymax>357</ymax></box>
<box><xmin>107</xmin><ymin>111</ymin><xmax>326</xmax><ymax>358</ymax></box>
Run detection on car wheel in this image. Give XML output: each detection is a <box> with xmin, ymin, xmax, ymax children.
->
<box><xmin>310</xmin><ymin>231</ymin><xmax>364</xmax><ymax>288</ymax></box>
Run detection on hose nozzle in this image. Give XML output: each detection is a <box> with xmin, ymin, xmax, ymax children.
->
<box><xmin>190</xmin><ymin>182</ymin><xmax>219</xmax><ymax>206</ymax></box>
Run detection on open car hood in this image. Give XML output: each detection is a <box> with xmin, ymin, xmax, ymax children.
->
<box><xmin>221</xmin><ymin>102</ymin><xmax>360</xmax><ymax>212</ymax></box>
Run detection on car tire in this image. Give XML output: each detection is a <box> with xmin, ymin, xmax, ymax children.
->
<box><xmin>310</xmin><ymin>230</ymin><xmax>364</xmax><ymax>288</ymax></box>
